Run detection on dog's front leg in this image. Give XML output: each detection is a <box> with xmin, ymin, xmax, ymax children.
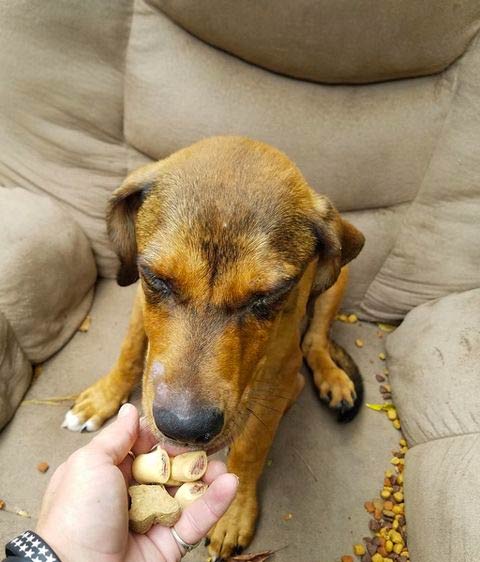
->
<box><xmin>207</xmin><ymin>359</ymin><xmax>302</xmax><ymax>561</ymax></box>
<box><xmin>63</xmin><ymin>286</ymin><xmax>147</xmax><ymax>432</ymax></box>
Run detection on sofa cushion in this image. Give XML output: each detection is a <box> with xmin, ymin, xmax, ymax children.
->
<box><xmin>386</xmin><ymin>289</ymin><xmax>480</xmax><ymax>446</ymax></box>
<box><xmin>362</xmin><ymin>35</ymin><xmax>480</xmax><ymax>321</ymax></box>
<box><xmin>0</xmin><ymin>187</ymin><xmax>97</xmax><ymax>363</ymax></box>
<box><xmin>126</xmin><ymin>1</ymin><xmax>454</xmax><ymax>213</ymax></box>
<box><xmin>154</xmin><ymin>0</ymin><xmax>480</xmax><ymax>84</ymax></box>
<box><xmin>404</xmin><ymin>434</ymin><xmax>480</xmax><ymax>562</ymax></box>
<box><xmin>0</xmin><ymin>0</ymin><xmax>131</xmax><ymax>277</ymax></box>
<box><xmin>0</xmin><ymin>311</ymin><xmax>32</xmax><ymax>430</ymax></box>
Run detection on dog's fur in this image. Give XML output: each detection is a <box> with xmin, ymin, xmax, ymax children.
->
<box><xmin>64</xmin><ymin>136</ymin><xmax>365</xmax><ymax>560</ymax></box>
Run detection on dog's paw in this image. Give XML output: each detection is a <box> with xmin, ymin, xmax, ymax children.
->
<box><xmin>316</xmin><ymin>367</ymin><xmax>356</xmax><ymax>409</ymax></box>
<box><xmin>207</xmin><ymin>491</ymin><xmax>258</xmax><ymax>561</ymax></box>
<box><xmin>62</xmin><ymin>378</ymin><xmax>127</xmax><ymax>432</ymax></box>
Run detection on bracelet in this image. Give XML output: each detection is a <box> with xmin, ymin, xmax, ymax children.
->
<box><xmin>5</xmin><ymin>530</ymin><xmax>61</xmax><ymax>562</ymax></box>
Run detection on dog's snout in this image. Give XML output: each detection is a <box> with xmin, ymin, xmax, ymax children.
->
<box><xmin>153</xmin><ymin>404</ymin><xmax>224</xmax><ymax>444</ymax></box>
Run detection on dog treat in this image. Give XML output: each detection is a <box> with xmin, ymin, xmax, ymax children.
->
<box><xmin>165</xmin><ymin>477</ymin><xmax>183</xmax><ymax>487</ymax></box>
<box><xmin>132</xmin><ymin>447</ymin><xmax>171</xmax><ymax>484</ymax></box>
<box><xmin>174</xmin><ymin>481</ymin><xmax>208</xmax><ymax>508</ymax></box>
<box><xmin>37</xmin><ymin>462</ymin><xmax>49</xmax><ymax>473</ymax></box>
<box><xmin>128</xmin><ymin>485</ymin><xmax>181</xmax><ymax>533</ymax></box>
<box><xmin>171</xmin><ymin>451</ymin><xmax>207</xmax><ymax>482</ymax></box>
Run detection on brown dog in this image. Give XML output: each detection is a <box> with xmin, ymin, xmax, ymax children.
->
<box><xmin>63</xmin><ymin>136</ymin><xmax>365</xmax><ymax>560</ymax></box>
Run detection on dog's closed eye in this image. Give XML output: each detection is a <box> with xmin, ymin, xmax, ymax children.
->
<box><xmin>139</xmin><ymin>264</ymin><xmax>174</xmax><ymax>299</ymax></box>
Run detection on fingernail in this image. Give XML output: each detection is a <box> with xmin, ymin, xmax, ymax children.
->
<box><xmin>118</xmin><ymin>403</ymin><xmax>133</xmax><ymax>417</ymax></box>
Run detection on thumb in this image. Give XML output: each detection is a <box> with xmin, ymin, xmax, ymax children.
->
<box><xmin>88</xmin><ymin>403</ymin><xmax>139</xmax><ymax>465</ymax></box>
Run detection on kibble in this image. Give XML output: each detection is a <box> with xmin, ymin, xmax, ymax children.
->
<box><xmin>341</xmin><ymin>556</ymin><xmax>353</xmax><ymax>562</ymax></box>
<box><xmin>37</xmin><ymin>462</ymin><xmax>49</xmax><ymax>473</ymax></box>
<box><xmin>365</xmin><ymin>501</ymin><xmax>375</xmax><ymax>513</ymax></box>
<box><xmin>355</xmin><ymin>339</ymin><xmax>365</xmax><ymax>348</ymax></box>
<box><xmin>354</xmin><ymin>544</ymin><xmax>366</xmax><ymax>556</ymax></box>
<box><xmin>378</xmin><ymin>352</ymin><xmax>386</xmax><ymax>360</ymax></box>
<box><xmin>0</xmin><ymin>500</ymin><xmax>5</xmax><ymax>510</ymax></box>
<box><xmin>387</xmin><ymin>409</ymin><xmax>397</xmax><ymax>421</ymax></box>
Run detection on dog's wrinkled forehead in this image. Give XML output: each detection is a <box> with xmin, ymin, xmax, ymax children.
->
<box><xmin>135</xmin><ymin>145</ymin><xmax>322</xmax><ymax>302</ymax></box>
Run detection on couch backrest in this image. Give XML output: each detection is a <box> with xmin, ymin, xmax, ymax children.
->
<box><xmin>154</xmin><ymin>0</ymin><xmax>480</xmax><ymax>84</ymax></box>
<box><xmin>0</xmin><ymin>0</ymin><xmax>479</xmax><ymax>321</ymax></box>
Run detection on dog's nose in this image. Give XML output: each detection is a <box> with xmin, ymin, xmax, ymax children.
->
<box><xmin>153</xmin><ymin>405</ymin><xmax>224</xmax><ymax>444</ymax></box>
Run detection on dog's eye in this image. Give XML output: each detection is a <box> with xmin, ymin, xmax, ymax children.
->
<box><xmin>249</xmin><ymin>295</ymin><xmax>280</xmax><ymax>321</ymax></box>
<box><xmin>140</xmin><ymin>268</ymin><xmax>172</xmax><ymax>298</ymax></box>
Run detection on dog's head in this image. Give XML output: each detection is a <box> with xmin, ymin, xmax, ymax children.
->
<box><xmin>107</xmin><ymin>137</ymin><xmax>364</xmax><ymax>452</ymax></box>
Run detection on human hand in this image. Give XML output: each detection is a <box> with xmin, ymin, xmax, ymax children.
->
<box><xmin>36</xmin><ymin>403</ymin><xmax>238</xmax><ymax>562</ymax></box>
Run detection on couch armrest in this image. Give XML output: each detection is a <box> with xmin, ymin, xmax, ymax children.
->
<box><xmin>386</xmin><ymin>289</ymin><xmax>480</xmax><ymax>562</ymax></box>
<box><xmin>0</xmin><ymin>187</ymin><xmax>97</xmax><ymax>363</ymax></box>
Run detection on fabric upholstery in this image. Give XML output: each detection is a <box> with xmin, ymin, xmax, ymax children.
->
<box><xmin>386</xmin><ymin>289</ymin><xmax>480</xmax><ymax>446</ymax></box>
<box><xmin>125</xmin><ymin>1</ymin><xmax>453</xmax><ymax>213</ymax></box>
<box><xmin>0</xmin><ymin>187</ymin><xmax>97</xmax><ymax>363</ymax></box>
<box><xmin>405</xmin><ymin>435</ymin><xmax>480</xmax><ymax>562</ymax></box>
<box><xmin>0</xmin><ymin>311</ymin><xmax>32</xmax><ymax>430</ymax></box>
<box><xmin>362</xmin><ymin>35</ymin><xmax>480</xmax><ymax>321</ymax></box>
<box><xmin>387</xmin><ymin>290</ymin><xmax>480</xmax><ymax>561</ymax></box>
<box><xmin>0</xmin><ymin>0</ymin><xmax>131</xmax><ymax>277</ymax></box>
<box><xmin>154</xmin><ymin>0</ymin><xmax>480</xmax><ymax>84</ymax></box>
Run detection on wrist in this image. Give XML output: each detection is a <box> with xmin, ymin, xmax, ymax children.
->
<box><xmin>5</xmin><ymin>530</ymin><xmax>62</xmax><ymax>562</ymax></box>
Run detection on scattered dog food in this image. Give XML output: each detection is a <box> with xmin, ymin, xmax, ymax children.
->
<box><xmin>282</xmin><ymin>512</ymin><xmax>293</xmax><ymax>521</ymax></box>
<box><xmin>351</xmin><ymin>439</ymin><xmax>409</xmax><ymax>562</ymax></box>
<box><xmin>378</xmin><ymin>352</ymin><xmax>386</xmax><ymax>361</ymax></box>
<box><xmin>342</xmin><ymin>556</ymin><xmax>354</xmax><ymax>562</ymax></box>
<box><xmin>37</xmin><ymin>462</ymin><xmax>49</xmax><ymax>473</ymax></box>
<box><xmin>0</xmin><ymin>500</ymin><xmax>5</xmax><ymax>510</ymax></box>
<box><xmin>355</xmin><ymin>339</ymin><xmax>364</xmax><ymax>348</ymax></box>
<box><xmin>129</xmin><ymin>448</ymin><xmax>208</xmax><ymax>533</ymax></box>
<box><xmin>78</xmin><ymin>315</ymin><xmax>91</xmax><ymax>333</ymax></box>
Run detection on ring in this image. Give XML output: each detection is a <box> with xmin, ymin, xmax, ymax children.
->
<box><xmin>170</xmin><ymin>526</ymin><xmax>201</xmax><ymax>555</ymax></box>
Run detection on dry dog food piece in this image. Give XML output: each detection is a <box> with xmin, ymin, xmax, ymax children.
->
<box><xmin>37</xmin><ymin>462</ymin><xmax>49</xmax><ymax>473</ymax></box>
<box><xmin>355</xmin><ymin>339</ymin><xmax>364</xmax><ymax>348</ymax></box>
<box><xmin>0</xmin><ymin>500</ymin><xmax>5</xmax><ymax>510</ymax></box>
<box><xmin>354</xmin><ymin>543</ymin><xmax>366</xmax><ymax>555</ymax></box>
<box><xmin>174</xmin><ymin>481</ymin><xmax>208</xmax><ymax>508</ymax></box>
<box><xmin>128</xmin><ymin>485</ymin><xmax>181</xmax><ymax>533</ymax></box>
<box><xmin>132</xmin><ymin>447</ymin><xmax>171</xmax><ymax>484</ymax></box>
<box><xmin>171</xmin><ymin>451</ymin><xmax>207</xmax><ymax>482</ymax></box>
<box><xmin>341</xmin><ymin>556</ymin><xmax>354</xmax><ymax>562</ymax></box>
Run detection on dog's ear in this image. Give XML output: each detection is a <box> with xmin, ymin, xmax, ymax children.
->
<box><xmin>310</xmin><ymin>196</ymin><xmax>365</xmax><ymax>294</ymax></box>
<box><xmin>107</xmin><ymin>163</ymin><xmax>159</xmax><ymax>286</ymax></box>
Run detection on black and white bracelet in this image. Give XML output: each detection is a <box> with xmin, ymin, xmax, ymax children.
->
<box><xmin>5</xmin><ymin>530</ymin><xmax>61</xmax><ymax>562</ymax></box>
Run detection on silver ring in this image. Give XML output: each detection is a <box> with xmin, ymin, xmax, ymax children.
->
<box><xmin>170</xmin><ymin>526</ymin><xmax>201</xmax><ymax>555</ymax></box>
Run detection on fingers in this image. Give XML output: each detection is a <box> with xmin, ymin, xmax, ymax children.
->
<box><xmin>87</xmin><ymin>403</ymin><xmax>139</xmax><ymax>465</ymax></box>
<box><xmin>148</xmin><ymin>473</ymin><xmax>238</xmax><ymax>555</ymax></box>
<box><xmin>131</xmin><ymin>416</ymin><xmax>157</xmax><ymax>456</ymax></box>
<box><xmin>203</xmin><ymin>460</ymin><xmax>227</xmax><ymax>485</ymax></box>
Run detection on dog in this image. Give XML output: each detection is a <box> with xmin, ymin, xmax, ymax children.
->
<box><xmin>63</xmin><ymin>136</ymin><xmax>365</xmax><ymax>560</ymax></box>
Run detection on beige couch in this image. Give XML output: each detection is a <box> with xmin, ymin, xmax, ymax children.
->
<box><xmin>0</xmin><ymin>2</ymin><xmax>479</xmax><ymax>560</ymax></box>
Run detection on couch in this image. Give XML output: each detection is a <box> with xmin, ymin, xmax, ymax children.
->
<box><xmin>0</xmin><ymin>2</ymin><xmax>479</xmax><ymax>560</ymax></box>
